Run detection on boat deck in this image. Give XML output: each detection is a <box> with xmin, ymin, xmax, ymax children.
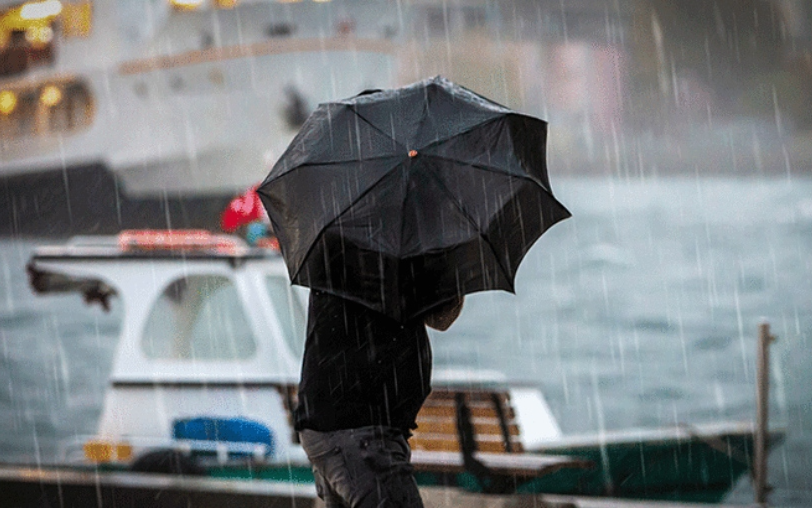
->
<box><xmin>0</xmin><ymin>464</ymin><xmax>762</xmax><ymax>508</ymax></box>
<box><xmin>421</xmin><ymin>488</ymin><xmax>760</xmax><ymax>508</ymax></box>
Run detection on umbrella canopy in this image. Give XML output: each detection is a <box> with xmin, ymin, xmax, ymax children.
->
<box><xmin>258</xmin><ymin>76</ymin><xmax>571</xmax><ymax>322</ymax></box>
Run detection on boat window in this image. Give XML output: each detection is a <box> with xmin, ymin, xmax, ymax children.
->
<box><xmin>0</xmin><ymin>78</ymin><xmax>95</xmax><ymax>138</ymax></box>
<box><xmin>142</xmin><ymin>275</ymin><xmax>257</xmax><ymax>360</ymax></box>
<box><xmin>264</xmin><ymin>276</ymin><xmax>306</xmax><ymax>358</ymax></box>
<box><xmin>61</xmin><ymin>1</ymin><xmax>93</xmax><ymax>38</ymax></box>
<box><xmin>0</xmin><ymin>0</ymin><xmax>92</xmax><ymax>77</ymax></box>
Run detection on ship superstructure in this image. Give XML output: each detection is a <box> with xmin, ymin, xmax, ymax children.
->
<box><xmin>0</xmin><ymin>0</ymin><xmax>401</xmax><ymax>195</ymax></box>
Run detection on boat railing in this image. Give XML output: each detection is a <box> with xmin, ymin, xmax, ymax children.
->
<box><xmin>118</xmin><ymin>37</ymin><xmax>398</xmax><ymax>76</ymax></box>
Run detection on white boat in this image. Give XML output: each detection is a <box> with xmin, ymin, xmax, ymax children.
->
<box><xmin>22</xmin><ymin>230</ymin><xmax>784</xmax><ymax>503</ymax></box>
<box><xmin>27</xmin><ymin>231</ymin><xmax>565</xmax><ymax>465</ymax></box>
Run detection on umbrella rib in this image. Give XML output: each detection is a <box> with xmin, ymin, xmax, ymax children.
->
<box><xmin>349</xmin><ymin>107</ymin><xmax>406</xmax><ymax>152</ymax></box>
<box><xmin>288</xmin><ymin>160</ymin><xmax>406</xmax><ymax>284</ymax></box>
<box><xmin>416</xmin><ymin>116</ymin><xmax>504</xmax><ymax>153</ymax></box>
<box><xmin>270</xmin><ymin>154</ymin><xmax>404</xmax><ymax>179</ymax></box>
<box><xmin>415</xmin><ymin>85</ymin><xmax>432</xmax><ymax>146</ymax></box>
<box><xmin>347</xmin><ymin>92</ymin><xmax>497</xmax><ymax>154</ymax></box>
<box><xmin>424</xmin><ymin>169</ymin><xmax>516</xmax><ymax>293</ymax></box>
<box><xmin>425</xmin><ymin>153</ymin><xmax>551</xmax><ymax>192</ymax></box>
<box><xmin>410</xmin><ymin>84</ymin><xmax>501</xmax><ymax>151</ymax></box>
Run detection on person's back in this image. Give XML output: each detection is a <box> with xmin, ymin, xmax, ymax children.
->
<box><xmin>295</xmin><ymin>290</ymin><xmax>432</xmax><ymax>434</ymax></box>
<box><xmin>295</xmin><ymin>290</ymin><xmax>463</xmax><ymax>508</ymax></box>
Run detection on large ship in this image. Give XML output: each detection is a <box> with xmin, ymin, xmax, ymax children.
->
<box><xmin>0</xmin><ymin>0</ymin><xmax>402</xmax><ymax>235</ymax></box>
<box><xmin>1</xmin><ymin>0</ymin><xmax>658</xmax><ymax>237</ymax></box>
<box><xmin>7</xmin><ymin>0</ymin><xmax>803</xmax><ymax>236</ymax></box>
<box><xmin>0</xmin><ymin>0</ymin><xmax>669</xmax><ymax>237</ymax></box>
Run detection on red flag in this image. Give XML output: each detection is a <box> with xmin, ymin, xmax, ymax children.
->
<box><xmin>220</xmin><ymin>185</ymin><xmax>265</xmax><ymax>233</ymax></box>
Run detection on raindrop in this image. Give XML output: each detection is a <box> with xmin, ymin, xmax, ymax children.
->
<box><xmin>733</xmin><ymin>282</ymin><xmax>750</xmax><ymax>381</ymax></box>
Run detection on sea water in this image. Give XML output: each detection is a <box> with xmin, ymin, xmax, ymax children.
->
<box><xmin>1</xmin><ymin>176</ymin><xmax>811</xmax><ymax>505</ymax></box>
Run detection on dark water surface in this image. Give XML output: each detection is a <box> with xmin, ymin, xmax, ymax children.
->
<box><xmin>1</xmin><ymin>176</ymin><xmax>811</xmax><ymax>505</ymax></box>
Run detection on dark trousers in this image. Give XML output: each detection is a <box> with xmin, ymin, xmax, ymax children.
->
<box><xmin>300</xmin><ymin>426</ymin><xmax>424</xmax><ymax>508</ymax></box>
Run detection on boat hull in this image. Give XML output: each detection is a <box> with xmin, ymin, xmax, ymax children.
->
<box><xmin>191</xmin><ymin>427</ymin><xmax>782</xmax><ymax>504</ymax></box>
<box><xmin>0</xmin><ymin>163</ymin><xmax>233</xmax><ymax>236</ymax></box>
<box><xmin>0</xmin><ymin>463</ymin><xmax>754</xmax><ymax>508</ymax></box>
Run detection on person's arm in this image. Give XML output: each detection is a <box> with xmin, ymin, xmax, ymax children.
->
<box><xmin>424</xmin><ymin>296</ymin><xmax>464</xmax><ymax>331</ymax></box>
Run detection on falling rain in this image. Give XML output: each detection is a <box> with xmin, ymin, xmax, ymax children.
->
<box><xmin>1</xmin><ymin>1</ymin><xmax>811</xmax><ymax>507</ymax></box>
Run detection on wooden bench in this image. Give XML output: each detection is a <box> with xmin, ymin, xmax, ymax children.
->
<box><xmin>410</xmin><ymin>389</ymin><xmax>524</xmax><ymax>454</ymax></box>
<box><xmin>409</xmin><ymin>389</ymin><xmax>592</xmax><ymax>492</ymax></box>
<box><xmin>279</xmin><ymin>385</ymin><xmax>591</xmax><ymax>491</ymax></box>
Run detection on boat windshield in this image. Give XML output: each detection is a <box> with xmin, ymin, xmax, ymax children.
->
<box><xmin>264</xmin><ymin>276</ymin><xmax>306</xmax><ymax>359</ymax></box>
<box><xmin>142</xmin><ymin>275</ymin><xmax>257</xmax><ymax>360</ymax></box>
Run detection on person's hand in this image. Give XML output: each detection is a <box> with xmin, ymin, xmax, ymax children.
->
<box><xmin>424</xmin><ymin>296</ymin><xmax>464</xmax><ymax>331</ymax></box>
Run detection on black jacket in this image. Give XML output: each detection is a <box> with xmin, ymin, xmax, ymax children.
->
<box><xmin>294</xmin><ymin>291</ymin><xmax>432</xmax><ymax>433</ymax></box>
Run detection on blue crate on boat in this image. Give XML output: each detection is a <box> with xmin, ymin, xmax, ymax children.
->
<box><xmin>173</xmin><ymin>417</ymin><xmax>275</xmax><ymax>458</ymax></box>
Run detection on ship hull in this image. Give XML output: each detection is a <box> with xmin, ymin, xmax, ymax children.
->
<box><xmin>0</xmin><ymin>163</ymin><xmax>233</xmax><ymax>237</ymax></box>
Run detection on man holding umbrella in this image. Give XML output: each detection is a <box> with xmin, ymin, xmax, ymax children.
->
<box><xmin>294</xmin><ymin>290</ymin><xmax>463</xmax><ymax>507</ymax></box>
<box><xmin>258</xmin><ymin>77</ymin><xmax>570</xmax><ymax>508</ymax></box>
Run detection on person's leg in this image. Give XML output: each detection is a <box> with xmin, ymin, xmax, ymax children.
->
<box><xmin>301</xmin><ymin>427</ymin><xmax>423</xmax><ymax>508</ymax></box>
<box><xmin>300</xmin><ymin>430</ymin><xmax>352</xmax><ymax>508</ymax></box>
<box><xmin>313</xmin><ymin>467</ymin><xmax>347</xmax><ymax>508</ymax></box>
<box><xmin>338</xmin><ymin>426</ymin><xmax>423</xmax><ymax>508</ymax></box>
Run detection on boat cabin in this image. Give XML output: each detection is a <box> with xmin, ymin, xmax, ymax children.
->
<box><xmin>28</xmin><ymin>231</ymin><xmax>308</xmax><ymax>463</ymax></box>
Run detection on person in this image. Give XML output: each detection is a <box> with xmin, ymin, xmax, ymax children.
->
<box><xmin>295</xmin><ymin>292</ymin><xmax>464</xmax><ymax>508</ymax></box>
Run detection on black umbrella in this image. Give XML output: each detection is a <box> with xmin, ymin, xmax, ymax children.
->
<box><xmin>258</xmin><ymin>76</ymin><xmax>571</xmax><ymax>322</ymax></box>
